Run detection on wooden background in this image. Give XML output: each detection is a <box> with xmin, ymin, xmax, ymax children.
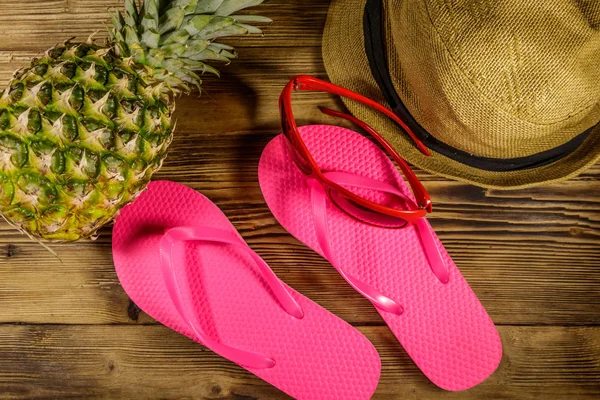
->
<box><xmin>0</xmin><ymin>1</ymin><xmax>599</xmax><ymax>399</ymax></box>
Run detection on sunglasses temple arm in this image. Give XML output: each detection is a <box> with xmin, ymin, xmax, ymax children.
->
<box><xmin>292</xmin><ymin>75</ymin><xmax>431</xmax><ymax>156</ymax></box>
<box><xmin>319</xmin><ymin>106</ymin><xmax>432</xmax><ymax>213</ymax></box>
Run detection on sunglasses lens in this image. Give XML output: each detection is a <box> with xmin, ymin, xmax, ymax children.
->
<box><xmin>328</xmin><ymin>188</ymin><xmax>412</xmax><ymax>228</ymax></box>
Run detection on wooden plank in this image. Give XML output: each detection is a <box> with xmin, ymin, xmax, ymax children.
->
<box><xmin>0</xmin><ymin>325</ymin><xmax>598</xmax><ymax>399</ymax></box>
<box><xmin>0</xmin><ymin>121</ymin><xmax>598</xmax><ymax>325</ymax></box>
<box><xmin>1</xmin><ymin>195</ymin><xmax>598</xmax><ymax>326</ymax></box>
<box><xmin>0</xmin><ymin>0</ymin><xmax>599</xmax><ymax>398</ymax></box>
<box><xmin>2</xmin><ymin>36</ymin><xmax>597</xmax><ymax>326</ymax></box>
<box><xmin>0</xmin><ymin>135</ymin><xmax>598</xmax><ymax>326</ymax></box>
<box><xmin>0</xmin><ymin>45</ymin><xmax>328</xmax><ymax>88</ymax></box>
<box><xmin>0</xmin><ymin>0</ymin><xmax>326</xmax><ymax>53</ymax></box>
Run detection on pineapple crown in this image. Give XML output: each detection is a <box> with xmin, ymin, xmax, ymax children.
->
<box><xmin>109</xmin><ymin>0</ymin><xmax>270</xmax><ymax>93</ymax></box>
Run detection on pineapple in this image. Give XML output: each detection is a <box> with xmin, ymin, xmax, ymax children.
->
<box><xmin>0</xmin><ymin>0</ymin><xmax>270</xmax><ymax>241</ymax></box>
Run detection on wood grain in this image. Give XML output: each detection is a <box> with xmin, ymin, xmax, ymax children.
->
<box><xmin>0</xmin><ymin>0</ymin><xmax>599</xmax><ymax>398</ymax></box>
<box><xmin>0</xmin><ymin>325</ymin><xmax>599</xmax><ymax>400</ymax></box>
<box><xmin>1</xmin><ymin>175</ymin><xmax>599</xmax><ymax>326</ymax></box>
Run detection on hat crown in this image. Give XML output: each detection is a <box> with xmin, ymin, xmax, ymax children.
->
<box><xmin>383</xmin><ymin>0</ymin><xmax>600</xmax><ymax>158</ymax></box>
<box><xmin>322</xmin><ymin>0</ymin><xmax>600</xmax><ymax>188</ymax></box>
<box><xmin>424</xmin><ymin>0</ymin><xmax>600</xmax><ymax>123</ymax></box>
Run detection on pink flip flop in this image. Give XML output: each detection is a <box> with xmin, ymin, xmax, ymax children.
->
<box><xmin>112</xmin><ymin>181</ymin><xmax>381</xmax><ymax>400</ymax></box>
<box><xmin>258</xmin><ymin>125</ymin><xmax>503</xmax><ymax>391</ymax></box>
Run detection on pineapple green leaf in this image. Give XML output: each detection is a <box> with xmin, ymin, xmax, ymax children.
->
<box><xmin>215</xmin><ymin>0</ymin><xmax>264</xmax><ymax>16</ymax></box>
<box><xmin>183</xmin><ymin>39</ymin><xmax>211</xmax><ymax>55</ymax></box>
<box><xmin>124</xmin><ymin>26</ymin><xmax>141</xmax><ymax>47</ymax></box>
<box><xmin>111</xmin><ymin>11</ymin><xmax>125</xmax><ymax>32</ymax></box>
<box><xmin>231</xmin><ymin>15</ymin><xmax>272</xmax><ymax>23</ymax></box>
<box><xmin>159</xmin><ymin>43</ymin><xmax>187</xmax><ymax>58</ymax></box>
<box><xmin>140</xmin><ymin>14</ymin><xmax>159</xmax><ymax>33</ymax></box>
<box><xmin>193</xmin><ymin>16</ymin><xmax>235</xmax><ymax>38</ymax></box>
<box><xmin>236</xmin><ymin>23</ymin><xmax>262</xmax><ymax>34</ymax></box>
<box><xmin>142</xmin><ymin>0</ymin><xmax>160</xmax><ymax>28</ymax></box>
<box><xmin>159</xmin><ymin>7</ymin><xmax>186</xmax><ymax>35</ymax></box>
<box><xmin>109</xmin><ymin>12</ymin><xmax>128</xmax><ymax>55</ymax></box>
<box><xmin>146</xmin><ymin>48</ymin><xmax>166</xmax><ymax>67</ymax></box>
<box><xmin>141</xmin><ymin>29</ymin><xmax>161</xmax><ymax>49</ymax></box>
<box><xmin>207</xmin><ymin>43</ymin><xmax>236</xmax><ymax>58</ymax></box>
<box><xmin>178</xmin><ymin>58</ymin><xmax>219</xmax><ymax>73</ymax></box>
<box><xmin>172</xmin><ymin>0</ymin><xmax>200</xmax><ymax>14</ymax></box>
<box><xmin>196</xmin><ymin>21</ymin><xmax>252</xmax><ymax>40</ymax></box>
<box><xmin>189</xmin><ymin>48</ymin><xmax>234</xmax><ymax>62</ymax></box>
<box><xmin>159</xmin><ymin>30</ymin><xmax>190</xmax><ymax>45</ymax></box>
<box><xmin>195</xmin><ymin>0</ymin><xmax>226</xmax><ymax>14</ymax></box>
<box><xmin>162</xmin><ymin>58</ymin><xmax>185</xmax><ymax>72</ymax></box>
<box><xmin>110</xmin><ymin>0</ymin><xmax>269</xmax><ymax>87</ymax></box>
<box><xmin>181</xmin><ymin>15</ymin><xmax>212</xmax><ymax>36</ymax></box>
<box><xmin>128</xmin><ymin>42</ymin><xmax>147</xmax><ymax>64</ymax></box>
<box><xmin>208</xmin><ymin>42</ymin><xmax>234</xmax><ymax>51</ymax></box>
<box><xmin>174</xmin><ymin>69</ymin><xmax>203</xmax><ymax>85</ymax></box>
<box><xmin>123</xmin><ymin>0</ymin><xmax>139</xmax><ymax>28</ymax></box>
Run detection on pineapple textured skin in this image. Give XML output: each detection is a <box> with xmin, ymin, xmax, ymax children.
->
<box><xmin>0</xmin><ymin>0</ymin><xmax>269</xmax><ymax>241</ymax></box>
<box><xmin>0</xmin><ymin>43</ymin><xmax>174</xmax><ymax>241</ymax></box>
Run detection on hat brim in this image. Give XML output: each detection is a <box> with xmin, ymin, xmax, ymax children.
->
<box><xmin>322</xmin><ymin>0</ymin><xmax>600</xmax><ymax>189</ymax></box>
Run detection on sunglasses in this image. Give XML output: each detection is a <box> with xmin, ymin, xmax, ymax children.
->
<box><xmin>279</xmin><ymin>75</ymin><xmax>432</xmax><ymax>228</ymax></box>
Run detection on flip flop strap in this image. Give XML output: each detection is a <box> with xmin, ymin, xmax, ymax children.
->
<box><xmin>306</xmin><ymin>172</ymin><xmax>449</xmax><ymax>316</ymax></box>
<box><xmin>323</xmin><ymin>171</ymin><xmax>449</xmax><ymax>284</ymax></box>
<box><xmin>307</xmin><ymin>177</ymin><xmax>403</xmax><ymax>315</ymax></box>
<box><xmin>159</xmin><ymin>226</ymin><xmax>304</xmax><ymax>370</ymax></box>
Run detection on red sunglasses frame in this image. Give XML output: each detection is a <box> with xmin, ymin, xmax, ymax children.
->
<box><xmin>279</xmin><ymin>75</ymin><xmax>432</xmax><ymax>223</ymax></box>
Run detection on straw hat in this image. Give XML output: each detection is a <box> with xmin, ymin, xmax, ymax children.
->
<box><xmin>322</xmin><ymin>0</ymin><xmax>600</xmax><ymax>189</ymax></box>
